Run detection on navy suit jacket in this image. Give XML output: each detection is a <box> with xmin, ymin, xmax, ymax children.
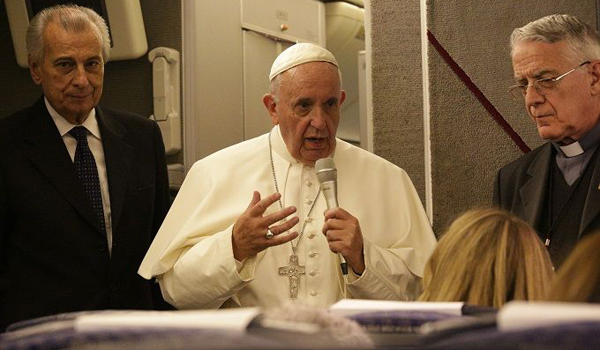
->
<box><xmin>0</xmin><ymin>97</ymin><xmax>172</xmax><ymax>329</ymax></box>
<box><xmin>493</xmin><ymin>142</ymin><xmax>600</xmax><ymax>248</ymax></box>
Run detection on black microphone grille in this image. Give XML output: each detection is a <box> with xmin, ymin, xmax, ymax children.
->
<box><xmin>315</xmin><ymin>157</ymin><xmax>337</xmax><ymax>183</ymax></box>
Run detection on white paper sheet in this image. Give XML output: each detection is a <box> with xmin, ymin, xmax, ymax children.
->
<box><xmin>498</xmin><ymin>302</ymin><xmax>600</xmax><ymax>331</ymax></box>
<box><xmin>75</xmin><ymin>308</ymin><xmax>261</xmax><ymax>332</ymax></box>
<box><xmin>329</xmin><ymin>299</ymin><xmax>464</xmax><ymax>316</ymax></box>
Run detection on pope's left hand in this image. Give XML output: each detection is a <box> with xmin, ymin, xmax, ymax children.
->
<box><xmin>322</xmin><ymin>208</ymin><xmax>365</xmax><ymax>275</ymax></box>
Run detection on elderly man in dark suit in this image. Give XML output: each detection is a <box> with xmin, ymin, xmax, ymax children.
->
<box><xmin>0</xmin><ymin>4</ymin><xmax>171</xmax><ymax>329</ymax></box>
<box><xmin>494</xmin><ymin>14</ymin><xmax>600</xmax><ymax>268</ymax></box>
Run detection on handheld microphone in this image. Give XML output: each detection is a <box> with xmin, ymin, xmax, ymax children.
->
<box><xmin>316</xmin><ymin>158</ymin><xmax>348</xmax><ymax>275</ymax></box>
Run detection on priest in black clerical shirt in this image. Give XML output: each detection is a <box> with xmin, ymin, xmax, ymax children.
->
<box><xmin>494</xmin><ymin>14</ymin><xmax>600</xmax><ymax>267</ymax></box>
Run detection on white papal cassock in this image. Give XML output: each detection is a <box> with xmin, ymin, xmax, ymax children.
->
<box><xmin>139</xmin><ymin>126</ymin><xmax>437</xmax><ymax>309</ymax></box>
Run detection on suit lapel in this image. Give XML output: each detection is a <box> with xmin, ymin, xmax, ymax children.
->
<box><xmin>97</xmin><ymin>107</ymin><xmax>133</xmax><ymax>234</ymax></box>
<box><xmin>24</xmin><ymin>98</ymin><xmax>103</xmax><ymax>234</ymax></box>
<box><xmin>580</xmin><ymin>148</ymin><xmax>600</xmax><ymax>236</ymax></box>
<box><xmin>519</xmin><ymin>144</ymin><xmax>552</xmax><ymax>229</ymax></box>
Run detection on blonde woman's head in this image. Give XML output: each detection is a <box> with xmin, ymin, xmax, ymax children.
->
<box><xmin>419</xmin><ymin>208</ymin><xmax>554</xmax><ymax>308</ymax></box>
<box><xmin>548</xmin><ymin>232</ymin><xmax>600</xmax><ymax>303</ymax></box>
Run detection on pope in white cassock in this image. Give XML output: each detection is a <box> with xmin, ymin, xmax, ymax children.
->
<box><xmin>138</xmin><ymin>43</ymin><xmax>437</xmax><ymax>309</ymax></box>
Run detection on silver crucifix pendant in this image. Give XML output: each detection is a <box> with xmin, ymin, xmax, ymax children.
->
<box><xmin>278</xmin><ymin>253</ymin><xmax>305</xmax><ymax>299</ymax></box>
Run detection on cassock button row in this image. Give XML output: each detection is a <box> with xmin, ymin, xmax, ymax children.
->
<box><xmin>308</xmin><ymin>233</ymin><xmax>316</xmax><ymax>239</ymax></box>
<box><xmin>306</xmin><ymin>217</ymin><xmax>313</xmax><ymax>223</ymax></box>
<box><xmin>310</xmin><ymin>291</ymin><xmax>318</xmax><ymax>296</ymax></box>
<box><xmin>305</xmin><ymin>180</ymin><xmax>312</xmax><ymax>187</ymax></box>
<box><xmin>305</xmin><ymin>199</ymin><xmax>313</xmax><ymax>205</ymax></box>
<box><xmin>309</xmin><ymin>270</ymin><xmax>316</xmax><ymax>276</ymax></box>
<box><xmin>308</xmin><ymin>252</ymin><xmax>317</xmax><ymax>258</ymax></box>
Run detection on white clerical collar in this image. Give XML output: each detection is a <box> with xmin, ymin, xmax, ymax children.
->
<box><xmin>45</xmin><ymin>97</ymin><xmax>101</xmax><ymax>140</ymax></box>
<box><xmin>558</xmin><ymin>142</ymin><xmax>584</xmax><ymax>158</ymax></box>
<box><xmin>553</xmin><ymin>122</ymin><xmax>600</xmax><ymax>158</ymax></box>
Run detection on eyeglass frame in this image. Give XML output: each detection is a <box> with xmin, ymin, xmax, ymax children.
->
<box><xmin>508</xmin><ymin>61</ymin><xmax>591</xmax><ymax>101</ymax></box>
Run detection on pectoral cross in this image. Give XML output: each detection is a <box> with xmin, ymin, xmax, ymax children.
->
<box><xmin>278</xmin><ymin>253</ymin><xmax>305</xmax><ymax>299</ymax></box>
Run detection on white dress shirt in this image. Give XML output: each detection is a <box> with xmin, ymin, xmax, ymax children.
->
<box><xmin>45</xmin><ymin>98</ymin><xmax>113</xmax><ymax>254</ymax></box>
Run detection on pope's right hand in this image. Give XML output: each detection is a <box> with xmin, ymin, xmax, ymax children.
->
<box><xmin>232</xmin><ymin>191</ymin><xmax>299</xmax><ymax>261</ymax></box>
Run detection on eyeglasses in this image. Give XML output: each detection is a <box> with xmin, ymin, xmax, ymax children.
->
<box><xmin>508</xmin><ymin>61</ymin><xmax>590</xmax><ymax>101</ymax></box>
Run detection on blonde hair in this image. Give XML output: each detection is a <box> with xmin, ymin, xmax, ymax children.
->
<box><xmin>419</xmin><ymin>208</ymin><xmax>554</xmax><ymax>308</ymax></box>
<box><xmin>548</xmin><ymin>232</ymin><xmax>600</xmax><ymax>303</ymax></box>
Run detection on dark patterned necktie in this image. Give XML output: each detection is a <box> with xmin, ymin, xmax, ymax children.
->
<box><xmin>69</xmin><ymin>126</ymin><xmax>106</xmax><ymax>234</ymax></box>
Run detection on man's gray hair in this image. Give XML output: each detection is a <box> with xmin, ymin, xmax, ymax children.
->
<box><xmin>26</xmin><ymin>4</ymin><xmax>110</xmax><ymax>65</ymax></box>
<box><xmin>510</xmin><ymin>14</ymin><xmax>600</xmax><ymax>64</ymax></box>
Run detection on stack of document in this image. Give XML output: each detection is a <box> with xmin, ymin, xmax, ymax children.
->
<box><xmin>74</xmin><ymin>308</ymin><xmax>261</xmax><ymax>332</ymax></box>
<box><xmin>329</xmin><ymin>299</ymin><xmax>466</xmax><ymax>334</ymax></box>
<box><xmin>498</xmin><ymin>302</ymin><xmax>600</xmax><ymax>331</ymax></box>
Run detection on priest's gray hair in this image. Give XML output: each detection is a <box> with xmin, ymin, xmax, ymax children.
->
<box><xmin>269</xmin><ymin>63</ymin><xmax>343</xmax><ymax>102</ymax></box>
<box><xmin>510</xmin><ymin>14</ymin><xmax>600</xmax><ymax>65</ymax></box>
<box><xmin>26</xmin><ymin>4</ymin><xmax>111</xmax><ymax>66</ymax></box>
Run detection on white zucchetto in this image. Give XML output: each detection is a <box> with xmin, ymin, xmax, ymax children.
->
<box><xmin>269</xmin><ymin>43</ymin><xmax>339</xmax><ymax>81</ymax></box>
